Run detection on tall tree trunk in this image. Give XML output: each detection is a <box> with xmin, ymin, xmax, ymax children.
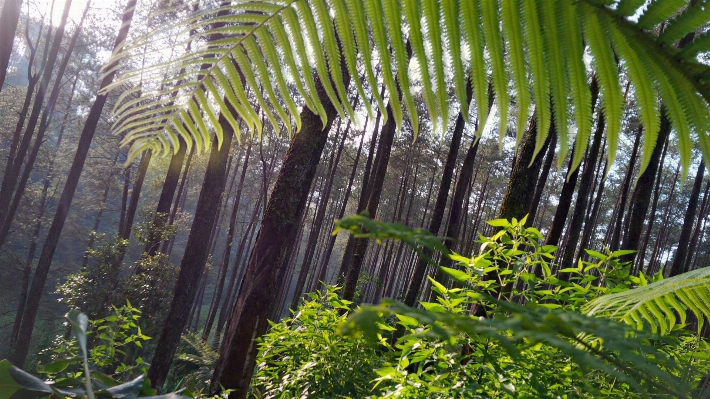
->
<box><xmin>400</xmin><ymin>81</ymin><xmax>472</xmax><ymax>307</ymax></box>
<box><xmin>620</xmin><ymin>112</ymin><xmax>672</xmax><ymax>263</ymax></box>
<box><xmin>498</xmin><ymin>111</ymin><xmax>551</xmax><ymax>221</ymax></box>
<box><xmin>528</xmin><ymin>132</ymin><xmax>557</xmax><ymax>225</ymax></box>
<box><xmin>0</xmin><ymin>0</ymin><xmax>23</xmax><ymax>92</ymax></box>
<box><xmin>669</xmin><ymin>160</ymin><xmax>705</xmax><ymax>276</ymax></box>
<box><xmin>342</xmin><ymin>101</ymin><xmax>398</xmax><ymax>301</ymax></box>
<box><xmin>0</xmin><ymin>0</ymin><xmax>74</xmax><ymax>224</ymax></box>
<box><xmin>145</xmin><ymin>138</ymin><xmax>188</xmax><ymax>256</ymax></box>
<box><xmin>610</xmin><ymin>127</ymin><xmax>642</xmax><ymax>250</ymax></box>
<box><xmin>685</xmin><ymin>180</ymin><xmax>710</xmax><ymax>272</ymax></box>
<box><xmin>559</xmin><ymin>106</ymin><xmax>605</xmax><ymax>271</ymax></box>
<box><xmin>636</xmin><ymin>137</ymin><xmax>669</xmax><ymax>273</ymax></box>
<box><xmin>211</xmin><ymin>193</ymin><xmax>263</xmax><ymax>350</ymax></box>
<box><xmin>147</xmin><ymin>114</ymin><xmax>235</xmax><ymax>388</ymax></box>
<box><xmin>0</xmin><ymin>1</ymin><xmax>89</xmax><ymax>248</ymax></box>
<box><xmin>162</xmin><ymin>149</ymin><xmax>194</xmax><ymax>256</ymax></box>
<box><xmin>544</xmin><ymin>147</ymin><xmax>581</xmax><ymax>246</ymax></box>
<box><xmin>337</xmin><ymin>89</ymin><xmax>384</xmax><ymax>282</ymax></box>
<box><xmin>647</xmin><ymin>163</ymin><xmax>681</xmax><ymax>275</ymax></box>
<box><xmin>7</xmin><ymin>0</ymin><xmax>138</xmax><ymax>367</ymax></box>
<box><xmin>210</xmin><ymin>65</ymin><xmax>349</xmax><ymax>396</ymax></box>
<box><xmin>315</xmin><ymin>125</ymin><xmax>367</xmax><ymax>286</ymax></box>
<box><xmin>202</xmin><ymin>140</ymin><xmax>252</xmax><ymax>340</ymax></box>
<box><xmin>291</xmin><ymin>120</ymin><xmax>349</xmax><ymax>310</ymax></box>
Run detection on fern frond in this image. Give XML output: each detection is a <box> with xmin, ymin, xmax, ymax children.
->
<box><xmin>560</xmin><ymin>0</ymin><xmax>592</xmax><ymax>174</ymax></box>
<box><xmin>540</xmin><ymin>2</ymin><xmax>569</xmax><ymax>163</ymax></box>
<box><xmin>636</xmin><ymin>0</ymin><xmax>688</xmax><ymax>31</ymax></box>
<box><xmin>501</xmin><ymin>0</ymin><xmax>530</xmax><ymax>147</ymax></box>
<box><xmin>522</xmin><ymin>0</ymin><xmax>549</xmax><ymax>153</ymax></box>
<box><xmin>581</xmin><ymin>5</ymin><xmax>624</xmax><ymax>175</ymax></box>
<box><xmin>460</xmin><ymin>0</ymin><xmax>488</xmax><ymax>135</ymax></box>
<box><xmin>106</xmin><ymin>0</ymin><xmax>710</xmax><ymax>179</ymax></box>
<box><xmin>481</xmin><ymin>0</ymin><xmax>509</xmax><ymax>147</ymax></box>
<box><xmin>583</xmin><ymin>267</ymin><xmax>710</xmax><ymax>335</ymax></box>
<box><xmin>658</xmin><ymin>2</ymin><xmax>710</xmax><ymax>45</ymax></box>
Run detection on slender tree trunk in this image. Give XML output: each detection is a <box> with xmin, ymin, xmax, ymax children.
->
<box><xmin>620</xmin><ymin>112</ymin><xmax>673</xmax><ymax>263</ymax></box>
<box><xmin>337</xmin><ymin>89</ymin><xmax>384</xmax><ymax>282</ymax></box>
<box><xmin>147</xmin><ymin>108</ymin><xmax>235</xmax><ymax>388</ymax></box>
<box><xmin>7</xmin><ymin>0</ymin><xmax>138</xmax><ymax>367</ymax></box>
<box><xmin>636</xmin><ymin>138</ymin><xmax>669</xmax><ymax>273</ymax></box>
<box><xmin>0</xmin><ymin>0</ymin><xmax>74</xmax><ymax>224</ymax></box>
<box><xmin>210</xmin><ymin>59</ymin><xmax>349</xmax><ymax>395</ymax></box>
<box><xmin>400</xmin><ymin>82</ymin><xmax>472</xmax><ymax>307</ymax></box>
<box><xmin>498</xmin><ymin>111</ymin><xmax>552</xmax><ymax>221</ymax></box>
<box><xmin>342</xmin><ymin>101</ymin><xmax>398</xmax><ymax>301</ymax></box>
<box><xmin>528</xmin><ymin>132</ymin><xmax>557</xmax><ymax>225</ymax></box>
<box><xmin>163</xmin><ymin>149</ymin><xmax>194</xmax><ymax>256</ymax></box>
<box><xmin>290</xmin><ymin>120</ymin><xmax>349</xmax><ymax>310</ymax></box>
<box><xmin>145</xmin><ymin>138</ymin><xmax>188</xmax><ymax>256</ymax></box>
<box><xmin>647</xmin><ymin>162</ymin><xmax>681</xmax><ymax>275</ymax></box>
<box><xmin>560</xmin><ymin>106</ymin><xmax>605</xmax><ymax>271</ymax></box>
<box><xmin>315</xmin><ymin>126</ymin><xmax>367</xmax><ymax>286</ymax></box>
<box><xmin>212</xmin><ymin>193</ymin><xmax>263</xmax><ymax>349</ymax></box>
<box><xmin>202</xmin><ymin>140</ymin><xmax>252</xmax><ymax>340</ymax></box>
<box><xmin>0</xmin><ymin>0</ymin><xmax>23</xmax><ymax>92</ymax></box>
<box><xmin>685</xmin><ymin>181</ymin><xmax>710</xmax><ymax>272</ymax></box>
<box><xmin>544</xmin><ymin>148</ymin><xmax>581</xmax><ymax>246</ymax></box>
<box><xmin>669</xmin><ymin>160</ymin><xmax>705</xmax><ymax>276</ymax></box>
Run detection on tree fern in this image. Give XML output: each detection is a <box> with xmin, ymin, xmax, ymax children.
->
<box><xmin>105</xmin><ymin>0</ymin><xmax>710</xmax><ymax>174</ymax></box>
<box><xmin>583</xmin><ymin>267</ymin><xmax>710</xmax><ymax>336</ymax></box>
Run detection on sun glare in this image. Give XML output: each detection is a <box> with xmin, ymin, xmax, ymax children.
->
<box><xmin>27</xmin><ymin>0</ymin><xmax>91</xmax><ymax>26</ymax></box>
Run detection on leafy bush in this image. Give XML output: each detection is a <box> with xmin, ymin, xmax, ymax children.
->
<box><xmin>251</xmin><ymin>215</ymin><xmax>710</xmax><ymax>398</ymax></box>
<box><xmin>250</xmin><ymin>285</ymin><xmax>386</xmax><ymax>398</ymax></box>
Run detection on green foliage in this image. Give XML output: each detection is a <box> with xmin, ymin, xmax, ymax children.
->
<box><xmin>0</xmin><ymin>309</ymin><xmax>187</xmax><ymax>399</ymax></box>
<box><xmin>167</xmin><ymin>333</ymin><xmax>219</xmax><ymax>394</ymax></box>
<box><xmin>38</xmin><ymin>304</ymin><xmax>150</xmax><ymax>381</ymax></box>
<box><xmin>251</xmin><ymin>216</ymin><xmax>710</xmax><ymax>397</ymax></box>
<box><xmin>56</xmin><ymin>230</ymin><xmax>179</xmax><ymax>337</ymax></box>
<box><xmin>108</xmin><ymin>1</ymin><xmax>710</xmax><ymax>178</ymax></box>
<box><xmin>250</xmin><ymin>286</ymin><xmax>385</xmax><ymax>398</ymax></box>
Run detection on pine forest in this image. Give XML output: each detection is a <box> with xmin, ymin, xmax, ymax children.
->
<box><xmin>2</xmin><ymin>0</ymin><xmax>710</xmax><ymax>398</ymax></box>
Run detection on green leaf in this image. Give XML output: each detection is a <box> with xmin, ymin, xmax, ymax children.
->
<box><xmin>7</xmin><ymin>367</ymin><xmax>52</xmax><ymax>395</ymax></box>
<box><xmin>0</xmin><ymin>360</ymin><xmax>22</xmax><ymax>399</ymax></box>
<box><xmin>440</xmin><ymin>266</ymin><xmax>469</xmax><ymax>283</ymax></box>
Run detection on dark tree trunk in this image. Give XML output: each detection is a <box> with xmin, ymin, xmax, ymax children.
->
<box><xmin>400</xmin><ymin>82</ymin><xmax>472</xmax><ymax>307</ymax></box>
<box><xmin>0</xmin><ymin>0</ymin><xmax>74</xmax><ymax>224</ymax></box>
<box><xmin>544</xmin><ymin>148</ymin><xmax>581</xmax><ymax>246</ymax></box>
<box><xmin>210</xmin><ymin>67</ymin><xmax>349</xmax><ymax>397</ymax></box>
<box><xmin>202</xmin><ymin>140</ymin><xmax>252</xmax><ymax>340</ymax></box>
<box><xmin>342</xmin><ymin>101</ymin><xmax>398</xmax><ymax>301</ymax></box>
<box><xmin>636</xmin><ymin>137</ymin><xmax>668</xmax><ymax>273</ymax></box>
<box><xmin>647</xmin><ymin>163</ymin><xmax>681</xmax><ymax>275</ymax></box>
<box><xmin>685</xmin><ymin>180</ymin><xmax>710</xmax><ymax>272</ymax></box>
<box><xmin>498</xmin><ymin>111</ymin><xmax>551</xmax><ymax>221</ymax></box>
<box><xmin>337</xmin><ymin>88</ymin><xmax>384</xmax><ymax>282</ymax></box>
<box><xmin>291</xmin><ymin>120</ymin><xmax>349</xmax><ymax>310</ymax></box>
<box><xmin>145</xmin><ymin>137</ymin><xmax>188</xmax><ymax>256</ymax></box>
<box><xmin>528</xmin><ymin>132</ymin><xmax>557</xmax><ymax>225</ymax></box>
<box><xmin>0</xmin><ymin>0</ymin><xmax>22</xmax><ymax>92</ymax></box>
<box><xmin>620</xmin><ymin>112</ymin><xmax>673</xmax><ymax>263</ymax></box>
<box><xmin>163</xmin><ymin>149</ymin><xmax>194</xmax><ymax>256</ymax></box>
<box><xmin>669</xmin><ymin>160</ymin><xmax>705</xmax><ymax>276</ymax></box>
<box><xmin>559</xmin><ymin>107</ymin><xmax>605</xmax><ymax>271</ymax></box>
<box><xmin>147</xmin><ymin>113</ymin><xmax>235</xmax><ymax>388</ymax></box>
<box><xmin>578</xmin><ymin>158</ymin><xmax>607</xmax><ymax>261</ymax></box>
<box><xmin>7</xmin><ymin>0</ymin><xmax>138</xmax><ymax>367</ymax></box>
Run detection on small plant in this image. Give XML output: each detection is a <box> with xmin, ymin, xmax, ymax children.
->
<box><xmin>250</xmin><ymin>285</ymin><xmax>386</xmax><ymax>398</ymax></box>
<box><xmin>0</xmin><ymin>309</ymin><xmax>188</xmax><ymax>399</ymax></box>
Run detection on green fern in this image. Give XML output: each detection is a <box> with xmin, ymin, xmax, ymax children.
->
<box><xmin>583</xmin><ymin>267</ymin><xmax>710</xmax><ymax>336</ymax></box>
<box><xmin>105</xmin><ymin>0</ymin><xmax>710</xmax><ymax>174</ymax></box>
